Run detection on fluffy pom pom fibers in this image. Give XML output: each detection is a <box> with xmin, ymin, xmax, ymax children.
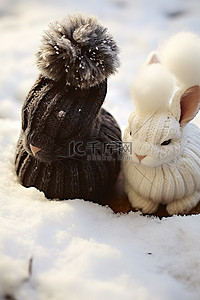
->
<box><xmin>159</xmin><ymin>31</ymin><xmax>200</xmax><ymax>87</ymax></box>
<box><xmin>36</xmin><ymin>14</ymin><xmax>120</xmax><ymax>89</ymax></box>
<box><xmin>131</xmin><ymin>64</ymin><xmax>174</xmax><ymax>114</ymax></box>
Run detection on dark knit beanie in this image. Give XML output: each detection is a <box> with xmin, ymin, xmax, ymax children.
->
<box><xmin>15</xmin><ymin>14</ymin><xmax>121</xmax><ymax>203</ymax></box>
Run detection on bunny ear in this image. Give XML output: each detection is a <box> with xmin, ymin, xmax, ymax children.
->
<box><xmin>171</xmin><ymin>85</ymin><xmax>200</xmax><ymax>125</ymax></box>
<box><xmin>144</xmin><ymin>51</ymin><xmax>160</xmax><ymax>66</ymax></box>
<box><xmin>179</xmin><ymin>85</ymin><xmax>200</xmax><ymax>126</ymax></box>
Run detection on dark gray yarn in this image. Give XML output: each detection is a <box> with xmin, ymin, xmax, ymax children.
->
<box><xmin>36</xmin><ymin>14</ymin><xmax>120</xmax><ymax>89</ymax></box>
<box><xmin>15</xmin><ymin>14</ymin><xmax>121</xmax><ymax>203</ymax></box>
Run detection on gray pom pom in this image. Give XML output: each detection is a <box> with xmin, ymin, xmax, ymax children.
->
<box><xmin>36</xmin><ymin>14</ymin><xmax>120</xmax><ymax>89</ymax></box>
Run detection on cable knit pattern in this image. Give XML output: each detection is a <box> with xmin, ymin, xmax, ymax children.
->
<box><xmin>123</xmin><ymin>32</ymin><xmax>200</xmax><ymax>215</ymax></box>
<box><xmin>123</xmin><ymin>123</ymin><xmax>200</xmax><ymax>214</ymax></box>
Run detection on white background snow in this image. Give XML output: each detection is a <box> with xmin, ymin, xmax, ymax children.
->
<box><xmin>1</xmin><ymin>0</ymin><xmax>200</xmax><ymax>299</ymax></box>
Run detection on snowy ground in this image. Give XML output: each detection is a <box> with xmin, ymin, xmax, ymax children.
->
<box><xmin>1</xmin><ymin>0</ymin><xmax>200</xmax><ymax>299</ymax></box>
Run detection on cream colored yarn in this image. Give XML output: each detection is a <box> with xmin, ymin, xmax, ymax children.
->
<box><xmin>123</xmin><ymin>32</ymin><xmax>200</xmax><ymax>215</ymax></box>
<box><xmin>123</xmin><ymin>121</ymin><xmax>200</xmax><ymax>215</ymax></box>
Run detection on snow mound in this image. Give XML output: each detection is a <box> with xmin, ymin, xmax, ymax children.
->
<box><xmin>0</xmin><ymin>119</ymin><xmax>199</xmax><ymax>300</ymax></box>
<box><xmin>1</xmin><ymin>0</ymin><xmax>200</xmax><ymax>299</ymax></box>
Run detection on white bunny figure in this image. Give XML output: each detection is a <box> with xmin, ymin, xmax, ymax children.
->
<box><xmin>123</xmin><ymin>32</ymin><xmax>200</xmax><ymax>215</ymax></box>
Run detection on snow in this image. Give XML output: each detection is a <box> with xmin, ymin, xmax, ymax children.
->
<box><xmin>1</xmin><ymin>0</ymin><xmax>200</xmax><ymax>299</ymax></box>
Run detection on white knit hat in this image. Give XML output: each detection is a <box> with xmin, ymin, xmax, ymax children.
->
<box><xmin>123</xmin><ymin>31</ymin><xmax>200</xmax><ymax>215</ymax></box>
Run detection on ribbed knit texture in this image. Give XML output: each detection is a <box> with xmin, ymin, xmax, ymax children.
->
<box><xmin>15</xmin><ymin>76</ymin><xmax>121</xmax><ymax>202</ymax></box>
<box><xmin>123</xmin><ymin>122</ymin><xmax>200</xmax><ymax>215</ymax></box>
<box><xmin>15</xmin><ymin>14</ymin><xmax>121</xmax><ymax>203</ymax></box>
<box><xmin>123</xmin><ymin>32</ymin><xmax>200</xmax><ymax>215</ymax></box>
<box><xmin>123</xmin><ymin>91</ymin><xmax>200</xmax><ymax>215</ymax></box>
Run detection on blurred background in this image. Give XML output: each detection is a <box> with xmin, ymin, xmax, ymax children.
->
<box><xmin>0</xmin><ymin>0</ymin><xmax>200</xmax><ymax>130</ymax></box>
